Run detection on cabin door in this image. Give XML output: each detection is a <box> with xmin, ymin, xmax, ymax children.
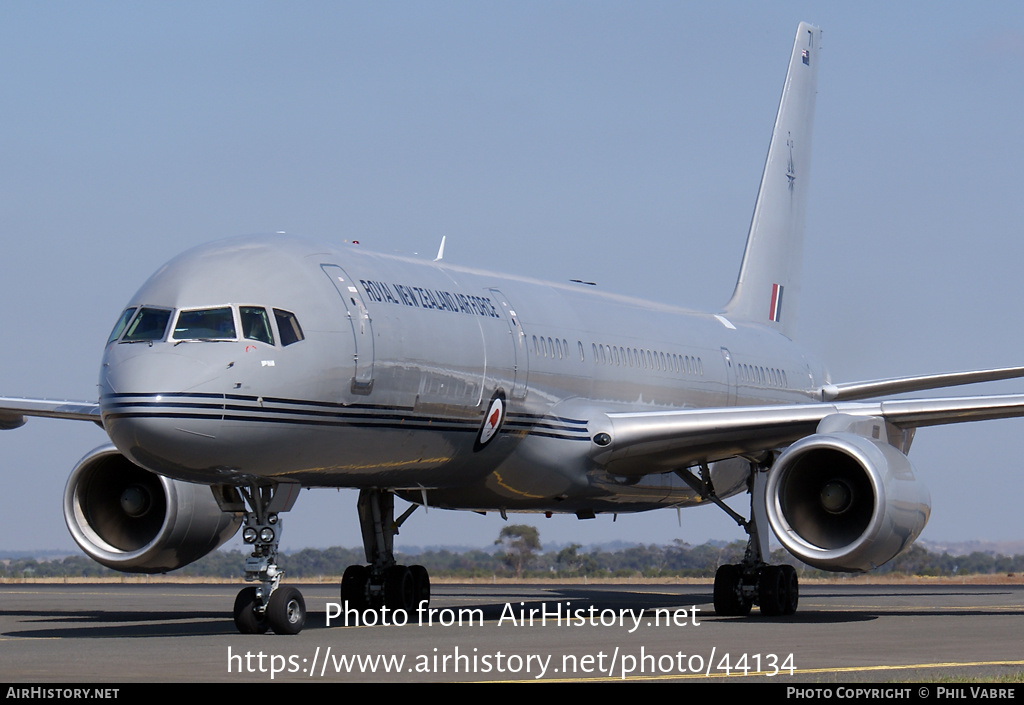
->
<box><xmin>322</xmin><ymin>264</ymin><xmax>375</xmax><ymax>393</ymax></box>
<box><xmin>488</xmin><ymin>288</ymin><xmax>528</xmax><ymax>400</ymax></box>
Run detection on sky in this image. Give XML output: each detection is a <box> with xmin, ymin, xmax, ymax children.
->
<box><xmin>2</xmin><ymin>2</ymin><xmax>1023</xmax><ymax>556</ymax></box>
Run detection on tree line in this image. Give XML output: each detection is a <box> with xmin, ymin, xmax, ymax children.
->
<box><xmin>2</xmin><ymin>530</ymin><xmax>1021</xmax><ymax>580</ymax></box>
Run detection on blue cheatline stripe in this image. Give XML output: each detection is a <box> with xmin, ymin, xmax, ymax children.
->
<box><xmin>100</xmin><ymin>392</ymin><xmax>592</xmax><ymax>441</ymax></box>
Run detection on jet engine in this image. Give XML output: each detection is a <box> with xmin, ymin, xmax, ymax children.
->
<box><xmin>64</xmin><ymin>445</ymin><xmax>241</xmax><ymax>573</ymax></box>
<box><xmin>765</xmin><ymin>417</ymin><xmax>931</xmax><ymax>572</ymax></box>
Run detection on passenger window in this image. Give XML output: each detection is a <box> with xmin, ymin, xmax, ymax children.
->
<box><xmin>274</xmin><ymin>309</ymin><xmax>305</xmax><ymax>346</ymax></box>
<box><xmin>240</xmin><ymin>306</ymin><xmax>274</xmax><ymax>346</ymax></box>
<box><xmin>173</xmin><ymin>307</ymin><xmax>236</xmax><ymax>340</ymax></box>
<box><xmin>107</xmin><ymin>308</ymin><xmax>137</xmax><ymax>344</ymax></box>
<box><xmin>123</xmin><ymin>307</ymin><xmax>172</xmax><ymax>342</ymax></box>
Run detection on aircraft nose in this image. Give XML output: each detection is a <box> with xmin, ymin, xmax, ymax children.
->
<box><xmin>100</xmin><ymin>349</ymin><xmax>229</xmax><ymax>479</ymax></box>
<box><xmin>101</xmin><ymin>349</ymin><xmax>224</xmax><ymax>396</ymax></box>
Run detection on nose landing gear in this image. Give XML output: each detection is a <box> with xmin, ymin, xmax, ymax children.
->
<box><xmin>229</xmin><ymin>485</ymin><xmax>429</xmax><ymax>634</ymax></box>
<box><xmin>232</xmin><ymin>482</ymin><xmax>307</xmax><ymax>635</ymax></box>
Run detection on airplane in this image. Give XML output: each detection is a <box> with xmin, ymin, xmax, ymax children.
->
<box><xmin>4</xmin><ymin>21</ymin><xmax>1024</xmax><ymax>635</ymax></box>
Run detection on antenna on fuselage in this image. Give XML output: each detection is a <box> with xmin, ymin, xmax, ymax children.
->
<box><xmin>433</xmin><ymin>236</ymin><xmax>446</xmax><ymax>262</ymax></box>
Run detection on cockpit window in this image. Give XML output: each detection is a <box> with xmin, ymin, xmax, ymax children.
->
<box><xmin>172</xmin><ymin>307</ymin><xmax>236</xmax><ymax>340</ymax></box>
<box><xmin>274</xmin><ymin>309</ymin><xmax>305</xmax><ymax>346</ymax></box>
<box><xmin>107</xmin><ymin>308</ymin><xmax>137</xmax><ymax>344</ymax></box>
<box><xmin>240</xmin><ymin>306</ymin><xmax>274</xmax><ymax>346</ymax></box>
<box><xmin>122</xmin><ymin>307</ymin><xmax>172</xmax><ymax>342</ymax></box>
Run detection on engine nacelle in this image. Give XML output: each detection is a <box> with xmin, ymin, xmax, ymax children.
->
<box><xmin>64</xmin><ymin>445</ymin><xmax>241</xmax><ymax>573</ymax></box>
<box><xmin>766</xmin><ymin>429</ymin><xmax>930</xmax><ymax>572</ymax></box>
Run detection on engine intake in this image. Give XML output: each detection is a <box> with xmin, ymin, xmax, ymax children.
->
<box><xmin>64</xmin><ymin>445</ymin><xmax>241</xmax><ymax>573</ymax></box>
<box><xmin>766</xmin><ymin>427</ymin><xmax>930</xmax><ymax>572</ymax></box>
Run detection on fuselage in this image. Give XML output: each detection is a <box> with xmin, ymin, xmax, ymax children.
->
<box><xmin>99</xmin><ymin>234</ymin><xmax>829</xmax><ymax>514</ymax></box>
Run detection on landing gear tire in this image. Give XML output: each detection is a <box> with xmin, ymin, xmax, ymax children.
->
<box><xmin>410</xmin><ymin>564</ymin><xmax>430</xmax><ymax>611</ymax></box>
<box><xmin>780</xmin><ymin>564</ymin><xmax>799</xmax><ymax>615</ymax></box>
<box><xmin>233</xmin><ymin>587</ymin><xmax>269</xmax><ymax>634</ymax></box>
<box><xmin>713</xmin><ymin>564</ymin><xmax>751</xmax><ymax>616</ymax></box>
<box><xmin>267</xmin><ymin>586</ymin><xmax>306</xmax><ymax>635</ymax></box>
<box><xmin>758</xmin><ymin>566</ymin><xmax>786</xmax><ymax>616</ymax></box>
<box><xmin>384</xmin><ymin>565</ymin><xmax>415</xmax><ymax>613</ymax></box>
<box><xmin>341</xmin><ymin>565</ymin><xmax>370</xmax><ymax>610</ymax></box>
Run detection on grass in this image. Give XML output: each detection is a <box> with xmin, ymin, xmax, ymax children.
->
<box><xmin>926</xmin><ymin>672</ymin><xmax>1023</xmax><ymax>683</ymax></box>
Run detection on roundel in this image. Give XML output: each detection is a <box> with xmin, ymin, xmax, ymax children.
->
<box><xmin>474</xmin><ymin>390</ymin><xmax>506</xmax><ymax>451</ymax></box>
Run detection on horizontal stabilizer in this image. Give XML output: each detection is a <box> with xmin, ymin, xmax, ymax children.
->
<box><xmin>820</xmin><ymin>366</ymin><xmax>1024</xmax><ymax>401</ymax></box>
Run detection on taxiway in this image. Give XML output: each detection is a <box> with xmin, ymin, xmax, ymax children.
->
<box><xmin>1</xmin><ymin>582</ymin><xmax>1021</xmax><ymax>682</ymax></box>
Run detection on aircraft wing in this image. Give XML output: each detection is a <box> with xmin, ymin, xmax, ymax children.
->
<box><xmin>0</xmin><ymin>397</ymin><xmax>102</xmax><ymax>429</ymax></box>
<box><xmin>588</xmin><ymin>394</ymin><xmax>1024</xmax><ymax>476</ymax></box>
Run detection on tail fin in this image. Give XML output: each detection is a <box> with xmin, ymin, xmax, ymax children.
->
<box><xmin>723</xmin><ymin>22</ymin><xmax>821</xmax><ymax>339</ymax></box>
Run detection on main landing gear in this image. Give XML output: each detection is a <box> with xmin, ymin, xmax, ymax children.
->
<box><xmin>340</xmin><ymin>489</ymin><xmax>430</xmax><ymax>614</ymax></box>
<box><xmin>676</xmin><ymin>460</ymin><xmax>799</xmax><ymax>617</ymax></box>
<box><xmin>713</xmin><ymin>560</ymin><xmax>799</xmax><ymax>617</ymax></box>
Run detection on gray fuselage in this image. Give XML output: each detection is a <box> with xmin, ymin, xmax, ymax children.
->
<box><xmin>99</xmin><ymin>235</ymin><xmax>828</xmax><ymax>515</ymax></box>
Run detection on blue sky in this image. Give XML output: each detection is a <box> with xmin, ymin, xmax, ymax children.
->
<box><xmin>2</xmin><ymin>2</ymin><xmax>1023</xmax><ymax>553</ymax></box>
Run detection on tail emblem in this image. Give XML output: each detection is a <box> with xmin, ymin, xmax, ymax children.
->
<box><xmin>769</xmin><ymin>283</ymin><xmax>784</xmax><ymax>322</ymax></box>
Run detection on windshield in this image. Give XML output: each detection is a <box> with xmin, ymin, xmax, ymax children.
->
<box><xmin>122</xmin><ymin>308</ymin><xmax>172</xmax><ymax>342</ymax></box>
<box><xmin>274</xmin><ymin>308</ymin><xmax>305</xmax><ymax>346</ymax></box>
<box><xmin>172</xmin><ymin>307</ymin><xmax>236</xmax><ymax>340</ymax></box>
<box><xmin>107</xmin><ymin>308</ymin><xmax>136</xmax><ymax>344</ymax></box>
<box><xmin>111</xmin><ymin>304</ymin><xmax>302</xmax><ymax>346</ymax></box>
<box><xmin>240</xmin><ymin>306</ymin><xmax>274</xmax><ymax>345</ymax></box>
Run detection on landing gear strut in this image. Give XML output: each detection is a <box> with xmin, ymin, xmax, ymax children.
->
<box><xmin>677</xmin><ymin>460</ymin><xmax>799</xmax><ymax>617</ymax></box>
<box><xmin>232</xmin><ymin>482</ymin><xmax>307</xmax><ymax>634</ymax></box>
<box><xmin>340</xmin><ymin>489</ymin><xmax>430</xmax><ymax>615</ymax></box>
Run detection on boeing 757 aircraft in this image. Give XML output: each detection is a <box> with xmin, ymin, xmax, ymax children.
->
<box><xmin>4</xmin><ymin>22</ymin><xmax>1024</xmax><ymax>635</ymax></box>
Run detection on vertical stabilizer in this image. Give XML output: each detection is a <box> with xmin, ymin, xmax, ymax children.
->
<box><xmin>723</xmin><ymin>22</ymin><xmax>821</xmax><ymax>339</ymax></box>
